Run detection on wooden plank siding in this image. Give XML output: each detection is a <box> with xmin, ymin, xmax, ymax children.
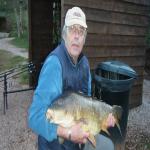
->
<box><xmin>64</xmin><ymin>0</ymin><xmax>150</xmax><ymax>16</ymax></box>
<box><xmin>123</xmin><ymin>0</ymin><xmax>150</xmax><ymax>6</ymax></box>
<box><xmin>62</xmin><ymin>0</ymin><xmax>150</xmax><ymax>108</ymax></box>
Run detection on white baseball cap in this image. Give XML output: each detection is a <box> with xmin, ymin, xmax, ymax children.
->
<box><xmin>65</xmin><ymin>7</ymin><xmax>87</xmax><ymax>28</ymax></box>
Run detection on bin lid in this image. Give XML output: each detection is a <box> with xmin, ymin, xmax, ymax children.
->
<box><xmin>97</xmin><ymin>60</ymin><xmax>137</xmax><ymax>78</ymax></box>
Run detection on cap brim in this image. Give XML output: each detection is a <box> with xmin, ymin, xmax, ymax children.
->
<box><xmin>65</xmin><ymin>19</ymin><xmax>87</xmax><ymax>28</ymax></box>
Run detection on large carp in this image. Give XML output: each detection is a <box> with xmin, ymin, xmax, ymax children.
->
<box><xmin>46</xmin><ymin>92</ymin><xmax>122</xmax><ymax>147</ymax></box>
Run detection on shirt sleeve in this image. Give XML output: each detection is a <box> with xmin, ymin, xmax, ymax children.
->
<box><xmin>28</xmin><ymin>55</ymin><xmax>62</xmax><ymax>141</ymax></box>
<box><xmin>88</xmin><ymin>66</ymin><xmax>92</xmax><ymax>96</ymax></box>
<box><xmin>84</xmin><ymin>56</ymin><xmax>92</xmax><ymax>96</ymax></box>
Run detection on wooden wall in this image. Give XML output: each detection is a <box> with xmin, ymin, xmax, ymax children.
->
<box><xmin>62</xmin><ymin>0</ymin><xmax>150</xmax><ymax>107</ymax></box>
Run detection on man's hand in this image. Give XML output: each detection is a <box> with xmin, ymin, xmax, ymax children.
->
<box><xmin>69</xmin><ymin>122</ymin><xmax>89</xmax><ymax>144</ymax></box>
<box><xmin>57</xmin><ymin>122</ymin><xmax>89</xmax><ymax>144</ymax></box>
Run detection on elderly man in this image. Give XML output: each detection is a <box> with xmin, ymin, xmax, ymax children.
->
<box><xmin>28</xmin><ymin>7</ymin><xmax>115</xmax><ymax>150</ymax></box>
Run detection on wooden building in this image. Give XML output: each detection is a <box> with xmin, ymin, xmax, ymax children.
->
<box><xmin>28</xmin><ymin>0</ymin><xmax>150</xmax><ymax>108</ymax></box>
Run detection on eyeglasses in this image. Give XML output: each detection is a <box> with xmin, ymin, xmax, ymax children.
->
<box><xmin>67</xmin><ymin>25</ymin><xmax>86</xmax><ymax>36</ymax></box>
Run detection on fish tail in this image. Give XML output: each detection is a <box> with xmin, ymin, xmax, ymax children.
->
<box><xmin>116</xmin><ymin>122</ymin><xmax>122</xmax><ymax>137</ymax></box>
<box><xmin>87</xmin><ymin>134</ymin><xmax>96</xmax><ymax>148</ymax></box>
<box><xmin>112</xmin><ymin>105</ymin><xmax>123</xmax><ymax>136</ymax></box>
<box><xmin>112</xmin><ymin>105</ymin><xmax>123</xmax><ymax>121</ymax></box>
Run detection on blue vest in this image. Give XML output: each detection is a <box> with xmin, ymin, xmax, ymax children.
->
<box><xmin>51</xmin><ymin>41</ymin><xmax>89</xmax><ymax>94</ymax></box>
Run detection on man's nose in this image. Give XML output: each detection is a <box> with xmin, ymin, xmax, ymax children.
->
<box><xmin>74</xmin><ymin>30</ymin><xmax>80</xmax><ymax>39</ymax></box>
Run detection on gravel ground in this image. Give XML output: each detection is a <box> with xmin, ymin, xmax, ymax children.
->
<box><xmin>0</xmin><ymin>79</ymin><xmax>150</xmax><ymax>150</ymax></box>
<box><xmin>0</xmin><ymin>79</ymin><xmax>37</xmax><ymax>150</ymax></box>
<box><xmin>125</xmin><ymin>79</ymin><xmax>150</xmax><ymax>150</ymax></box>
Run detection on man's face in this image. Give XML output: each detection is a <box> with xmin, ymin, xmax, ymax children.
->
<box><xmin>65</xmin><ymin>24</ymin><xmax>86</xmax><ymax>60</ymax></box>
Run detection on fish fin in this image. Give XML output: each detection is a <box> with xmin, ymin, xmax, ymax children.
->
<box><xmin>87</xmin><ymin>134</ymin><xmax>96</xmax><ymax>148</ymax></box>
<box><xmin>103</xmin><ymin>128</ymin><xmax>110</xmax><ymax>136</ymax></box>
<box><xmin>79</xmin><ymin>144</ymin><xmax>82</xmax><ymax>149</ymax></box>
<box><xmin>112</xmin><ymin>105</ymin><xmax>123</xmax><ymax>120</ymax></box>
<box><xmin>116</xmin><ymin>122</ymin><xmax>122</xmax><ymax>137</ymax></box>
<box><xmin>101</xmin><ymin>120</ymin><xmax>110</xmax><ymax>136</ymax></box>
<box><xmin>58</xmin><ymin>137</ymin><xmax>65</xmax><ymax>144</ymax></box>
<box><xmin>112</xmin><ymin>105</ymin><xmax>123</xmax><ymax>137</ymax></box>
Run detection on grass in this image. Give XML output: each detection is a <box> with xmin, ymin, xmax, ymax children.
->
<box><xmin>146</xmin><ymin>28</ymin><xmax>150</xmax><ymax>47</ymax></box>
<box><xmin>10</xmin><ymin>33</ymin><xmax>29</xmax><ymax>50</ymax></box>
<box><xmin>8</xmin><ymin>9</ymin><xmax>29</xmax><ymax>50</ymax></box>
<box><xmin>0</xmin><ymin>50</ymin><xmax>26</xmax><ymax>70</ymax></box>
<box><xmin>144</xmin><ymin>143</ymin><xmax>150</xmax><ymax>150</ymax></box>
<box><xmin>0</xmin><ymin>49</ymin><xmax>29</xmax><ymax>84</ymax></box>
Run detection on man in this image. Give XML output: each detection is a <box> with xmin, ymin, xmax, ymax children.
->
<box><xmin>28</xmin><ymin>7</ymin><xmax>115</xmax><ymax>150</ymax></box>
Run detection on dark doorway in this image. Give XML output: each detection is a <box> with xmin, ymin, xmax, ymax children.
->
<box><xmin>28</xmin><ymin>0</ymin><xmax>61</xmax><ymax>87</ymax></box>
<box><xmin>0</xmin><ymin>17</ymin><xmax>7</xmax><ymax>32</ymax></box>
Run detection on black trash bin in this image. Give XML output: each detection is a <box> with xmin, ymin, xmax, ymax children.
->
<box><xmin>94</xmin><ymin>60</ymin><xmax>137</xmax><ymax>144</ymax></box>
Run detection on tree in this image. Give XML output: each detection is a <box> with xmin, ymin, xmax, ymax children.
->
<box><xmin>0</xmin><ymin>0</ymin><xmax>27</xmax><ymax>37</ymax></box>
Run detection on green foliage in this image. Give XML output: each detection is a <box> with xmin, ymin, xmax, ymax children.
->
<box><xmin>11</xmin><ymin>32</ymin><xmax>28</xmax><ymax>49</ymax></box>
<box><xmin>0</xmin><ymin>50</ymin><xmax>26</xmax><ymax>71</ymax></box>
<box><xmin>143</xmin><ymin>142</ymin><xmax>150</xmax><ymax>150</ymax></box>
<box><xmin>19</xmin><ymin>71</ymin><xmax>29</xmax><ymax>84</ymax></box>
<box><xmin>9</xmin><ymin>9</ymin><xmax>28</xmax><ymax>37</ymax></box>
<box><xmin>0</xmin><ymin>50</ymin><xmax>13</xmax><ymax>71</ymax></box>
<box><xmin>0</xmin><ymin>0</ymin><xmax>29</xmax><ymax>84</ymax></box>
<box><xmin>0</xmin><ymin>0</ymin><xmax>27</xmax><ymax>12</ymax></box>
<box><xmin>146</xmin><ymin>28</ymin><xmax>150</xmax><ymax>48</ymax></box>
<box><xmin>0</xmin><ymin>0</ymin><xmax>7</xmax><ymax>12</ymax></box>
<box><xmin>0</xmin><ymin>0</ymin><xmax>28</xmax><ymax>38</ymax></box>
<box><xmin>52</xmin><ymin>1</ymin><xmax>61</xmax><ymax>48</ymax></box>
<box><xmin>0</xmin><ymin>49</ymin><xmax>28</xmax><ymax>84</ymax></box>
<box><xmin>8</xmin><ymin>55</ymin><xmax>26</xmax><ymax>67</ymax></box>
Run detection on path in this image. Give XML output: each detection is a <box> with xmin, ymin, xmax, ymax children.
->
<box><xmin>0</xmin><ymin>38</ymin><xmax>28</xmax><ymax>58</ymax></box>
